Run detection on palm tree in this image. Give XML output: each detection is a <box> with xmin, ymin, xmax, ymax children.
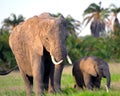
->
<box><xmin>2</xmin><ymin>13</ymin><xmax>25</xmax><ymax>31</ymax></box>
<box><xmin>109</xmin><ymin>4</ymin><xmax>120</xmax><ymax>36</ymax></box>
<box><xmin>52</xmin><ymin>13</ymin><xmax>82</xmax><ymax>37</ymax></box>
<box><xmin>65</xmin><ymin>15</ymin><xmax>82</xmax><ymax>37</ymax></box>
<box><xmin>83</xmin><ymin>2</ymin><xmax>110</xmax><ymax>37</ymax></box>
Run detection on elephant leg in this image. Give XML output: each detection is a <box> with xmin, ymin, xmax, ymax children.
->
<box><xmin>43</xmin><ymin>63</ymin><xmax>55</xmax><ymax>93</ymax></box>
<box><xmin>32</xmin><ymin>55</ymin><xmax>44</xmax><ymax>96</ymax></box>
<box><xmin>43</xmin><ymin>52</ymin><xmax>55</xmax><ymax>93</ymax></box>
<box><xmin>44</xmin><ymin>62</ymin><xmax>50</xmax><ymax>91</ymax></box>
<box><xmin>44</xmin><ymin>74</ymin><xmax>49</xmax><ymax>91</ymax></box>
<box><xmin>72</xmin><ymin>68</ymin><xmax>84</xmax><ymax>90</ymax></box>
<box><xmin>15</xmin><ymin>58</ymin><xmax>33</xmax><ymax>96</ymax></box>
<box><xmin>83</xmin><ymin>73</ymin><xmax>93</xmax><ymax>90</ymax></box>
<box><xmin>93</xmin><ymin>77</ymin><xmax>101</xmax><ymax>89</ymax></box>
<box><xmin>48</xmin><ymin>63</ymin><xmax>55</xmax><ymax>93</ymax></box>
<box><xmin>73</xmin><ymin>76</ymin><xmax>84</xmax><ymax>90</ymax></box>
<box><xmin>44</xmin><ymin>61</ymin><xmax>54</xmax><ymax>93</ymax></box>
<box><xmin>54</xmin><ymin>63</ymin><xmax>64</xmax><ymax>92</ymax></box>
<box><xmin>20</xmin><ymin>69</ymin><xmax>33</xmax><ymax>96</ymax></box>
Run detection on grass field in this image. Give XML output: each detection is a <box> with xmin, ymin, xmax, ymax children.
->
<box><xmin>0</xmin><ymin>63</ymin><xmax>120</xmax><ymax>96</ymax></box>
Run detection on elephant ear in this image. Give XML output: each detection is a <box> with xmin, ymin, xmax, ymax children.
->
<box><xmin>81</xmin><ymin>57</ymin><xmax>97</xmax><ymax>77</ymax></box>
<box><xmin>25</xmin><ymin>16</ymin><xmax>44</xmax><ymax>56</ymax></box>
<box><xmin>31</xmin><ymin>15</ymin><xmax>55</xmax><ymax>55</ymax></box>
<box><xmin>32</xmin><ymin>34</ymin><xmax>43</xmax><ymax>56</ymax></box>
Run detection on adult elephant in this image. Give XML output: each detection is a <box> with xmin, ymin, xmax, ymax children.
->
<box><xmin>72</xmin><ymin>56</ymin><xmax>110</xmax><ymax>92</ymax></box>
<box><xmin>9</xmin><ymin>12</ymin><xmax>72</xmax><ymax>96</ymax></box>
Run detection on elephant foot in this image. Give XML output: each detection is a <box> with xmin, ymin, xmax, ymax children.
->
<box><xmin>86</xmin><ymin>84</ymin><xmax>93</xmax><ymax>90</ymax></box>
<box><xmin>55</xmin><ymin>89</ymin><xmax>62</xmax><ymax>94</ymax></box>
<box><xmin>26</xmin><ymin>91</ymin><xmax>34</xmax><ymax>96</ymax></box>
<box><xmin>74</xmin><ymin>84</ymin><xmax>83</xmax><ymax>90</ymax></box>
<box><xmin>48</xmin><ymin>88</ymin><xmax>55</xmax><ymax>94</ymax></box>
<box><xmin>87</xmin><ymin>87</ymin><xmax>93</xmax><ymax>90</ymax></box>
<box><xmin>39</xmin><ymin>93</ymin><xmax>44</xmax><ymax>96</ymax></box>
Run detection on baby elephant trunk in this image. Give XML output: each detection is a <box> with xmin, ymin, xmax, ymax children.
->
<box><xmin>105</xmin><ymin>72</ymin><xmax>111</xmax><ymax>92</ymax></box>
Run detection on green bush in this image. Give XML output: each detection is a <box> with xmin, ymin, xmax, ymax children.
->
<box><xmin>67</xmin><ymin>35</ymin><xmax>120</xmax><ymax>63</ymax></box>
<box><xmin>0</xmin><ymin>32</ymin><xmax>16</xmax><ymax>71</ymax></box>
<box><xmin>66</xmin><ymin>35</ymin><xmax>82</xmax><ymax>63</ymax></box>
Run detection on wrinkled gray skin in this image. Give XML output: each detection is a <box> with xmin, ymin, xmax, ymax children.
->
<box><xmin>72</xmin><ymin>56</ymin><xmax>111</xmax><ymax>90</ymax></box>
<box><xmin>9</xmin><ymin>13</ymin><xmax>69</xmax><ymax>96</ymax></box>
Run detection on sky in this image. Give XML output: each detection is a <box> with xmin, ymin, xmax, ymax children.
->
<box><xmin>0</xmin><ymin>0</ymin><xmax>120</xmax><ymax>36</ymax></box>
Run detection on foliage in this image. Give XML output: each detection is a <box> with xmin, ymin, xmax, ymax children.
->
<box><xmin>65</xmin><ymin>15</ymin><xmax>82</xmax><ymax>36</ymax></box>
<box><xmin>51</xmin><ymin>13</ymin><xmax>82</xmax><ymax>37</ymax></box>
<box><xmin>0</xmin><ymin>31</ymin><xmax>16</xmax><ymax>71</ymax></box>
<box><xmin>2</xmin><ymin>13</ymin><xmax>25</xmax><ymax>31</ymax></box>
<box><xmin>109</xmin><ymin>4</ymin><xmax>120</xmax><ymax>37</ymax></box>
<box><xmin>109</xmin><ymin>4</ymin><xmax>120</xmax><ymax>15</ymax></box>
<box><xmin>67</xmin><ymin>35</ymin><xmax>120</xmax><ymax>63</ymax></box>
<box><xmin>82</xmin><ymin>2</ymin><xmax>110</xmax><ymax>37</ymax></box>
<box><xmin>66</xmin><ymin>35</ymin><xmax>82</xmax><ymax>63</ymax></box>
<box><xmin>0</xmin><ymin>13</ymin><xmax>24</xmax><ymax>71</ymax></box>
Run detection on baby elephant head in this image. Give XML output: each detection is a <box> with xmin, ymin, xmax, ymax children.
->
<box><xmin>98</xmin><ymin>61</ymin><xmax>111</xmax><ymax>91</ymax></box>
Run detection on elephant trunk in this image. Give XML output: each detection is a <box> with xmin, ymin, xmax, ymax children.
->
<box><xmin>106</xmin><ymin>72</ymin><xmax>111</xmax><ymax>89</ymax></box>
<box><xmin>50</xmin><ymin>43</ymin><xmax>72</xmax><ymax>65</ymax></box>
<box><xmin>104</xmin><ymin>71</ymin><xmax>111</xmax><ymax>92</ymax></box>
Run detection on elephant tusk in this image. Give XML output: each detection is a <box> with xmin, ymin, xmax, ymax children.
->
<box><xmin>51</xmin><ymin>55</ymin><xmax>63</xmax><ymax>65</ymax></box>
<box><xmin>105</xmin><ymin>85</ymin><xmax>109</xmax><ymax>93</ymax></box>
<box><xmin>67</xmin><ymin>55</ymin><xmax>72</xmax><ymax>64</ymax></box>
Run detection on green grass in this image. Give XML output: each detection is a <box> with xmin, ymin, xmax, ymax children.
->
<box><xmin>0</xmin><ymin>64</ymin><xmax>120</xmax><ymax>96</ymax></box>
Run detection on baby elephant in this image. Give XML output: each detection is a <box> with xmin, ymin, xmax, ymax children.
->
<box><xmin>72</xmin><ymin>56</ymin><xmax>111</xmax><ymax>92</ymax></box>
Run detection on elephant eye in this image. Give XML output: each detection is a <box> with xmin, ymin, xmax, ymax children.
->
<box><xmin>45</xmin><ymin>37</ymin><xmax>49</xmax><ymax>41</ymax></box>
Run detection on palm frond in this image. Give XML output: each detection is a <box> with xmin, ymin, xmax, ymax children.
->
<box><xmin>10</xmin><ymin>13</ymin><xmax>17</xmax><ymax>21</ymax></box>
<box><xmin>109</xmin><ymin>4</ymin><xmax>120</xmax><ymax>14</ymax></box>
<box><xmin>109</xmin><ymin>4</ymin><xmax>117</xmax><ymax>9</ymax></box>
<box><xmin>2</xmin><ymin>13</ymin><xmax>25</xmax><ymax>31</ymax></box>
<box><xmin>100</xmin><ymin>8</ymin><xmax>110</xmax><ymax>20</ymax></box>
<box><xmin>83</xmin><ymin>3</ymin><xmax>101</xmax><ymax>16</ymax></box>
<box><xmin>116</xmin><ymin>8</ymin><xmax>120</xmax><ymax>13</ymax></box>
<box><xmin>82</xmin><ymin>14</ymin><xmax>95</xmax><ymax>26</ymax></box>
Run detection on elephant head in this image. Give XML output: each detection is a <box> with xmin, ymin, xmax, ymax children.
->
<box><xmin>32</xmin><ymin>13</ymin><xmax>72</xmax><ymax>64</ymax></box>
<box><xmin>98</xmin><ymin>60</ymin><xmax>111</xmax><ymax>91</ymax></box>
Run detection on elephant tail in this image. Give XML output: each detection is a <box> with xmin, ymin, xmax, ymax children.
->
<box><xmin>0</xmin><ymin>65</ymin><xmax>18</xmax><ymax>75</ymax></box>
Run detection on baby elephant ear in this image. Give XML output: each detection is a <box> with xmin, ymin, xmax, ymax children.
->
<box><xmin>85</xmin><ymin>58</ymin><xmax>97</xmax><ymax>77</ymax></box>
<box><xmin>87</xmin><ymin>64</ymin><xmax>97</xmax><ymax>77</ymax></box>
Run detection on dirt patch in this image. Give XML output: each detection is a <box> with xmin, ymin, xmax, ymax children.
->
<box><xmin>109</xmin><ymin>63</ymin><xmax>120</xmax><ymax>74</ymax></box>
